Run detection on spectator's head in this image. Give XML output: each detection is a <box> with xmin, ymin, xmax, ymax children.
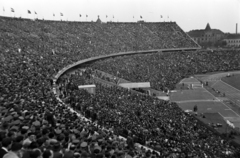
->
<box><xmin>30</xmin><ymin>148</ymin><xmax>42</xmax><ymax>158</ymax></box>
<box><xmin>63</xmin><ymin>150</ymin><xmax>74</xmax><ymax>158</ymax></box>
<box><xmin>11</xmin><ymin>142</ymin><xmax>22</xmax><ymax>152</ymax></box>
<box><xmin>2</xmin><ymin>137</ymin><xmax>12</xmax><ymax>149</ymax></box>
<box><xmin>52</xmin><ymin>142</ymin><xmax>61</xmax><ymax>152</ymax></box>
<box><xmin>43</xmin><ymin>149</ymin><xmax>53</xmax><ymax>158</ymax></box>
<box><xmin>29</xmin><ymin>141</ymin><xmax>39</xmax><ymax>149</ymax></box>
<box><xmin>15</xmin><ymin>135</ymin><xmax>24</xmax><ymax>144</ymax></box>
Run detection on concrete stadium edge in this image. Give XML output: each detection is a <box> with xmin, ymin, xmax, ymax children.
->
<box><xmin>52</xmin><ymin>47</ymin><xmax>200</xmax><ymax>85</ymax></box>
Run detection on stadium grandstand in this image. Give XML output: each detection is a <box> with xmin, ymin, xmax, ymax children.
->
<box><xmin>1</xmin><ymin>5</ymin><xmax>240</xmax><ymax>158</ymax></box>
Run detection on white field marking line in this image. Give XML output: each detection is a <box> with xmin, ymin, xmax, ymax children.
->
<box><xmin>202</xmin><ymin>86</ymin><xmax>240</xmax><ymax>116</ymax></box>
<box><xmin>210</xmin><ymin>80</ymin><xmax>219</xmax><ymax>88</ymax></box>
<box><xmin>179</xmin><ymin>79</ymin><xmax>186</xmax><ymax>84</ymax></box>
<box><xmin>220</xmin><ymin>101</ymin><xmax>240</xmax><ymax>118</ymax></box>
<box><xmin>202</xmin><ymin>78</ymin><xmax>240</xmax><ymax>118</ymax></box>
<box><xmin>220</xmin><ymin>79</ymin><xmax>240</xmax><ymax>93</ymax></box>
<box><xmin>218</xmin><ymin>112</ymin><xmax>226</xmax><ymax>119</ymax></box>
<box><xmin>176</xmin><ymin>99</ymin><xmax>220</xmax><ymax>103</ymax></box>
<box><xmin>198</xmin><ymin>88</ymin><xmax>209</xmax><ymax>92</ymax></box>
<box><xmin>202</xmin><ymin>87</ymin><xmax>220</xmax><ymax>101</ymax></box>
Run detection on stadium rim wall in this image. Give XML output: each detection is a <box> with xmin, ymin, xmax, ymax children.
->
<box><xmin>53</xmin><ymin>47</ymin><xmax>200</xmax><ymax>84</ymax></box>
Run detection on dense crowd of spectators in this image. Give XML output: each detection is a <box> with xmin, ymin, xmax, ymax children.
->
<box><xmin>0</xmin><ymin>16</ymin><xmax>240</xmax><ymax>158</ymax></box>
<box><xmin>0</xmin><ymin>17</ymin><xmax>201</xmax><ymax>158</ymax></box>
<box><xmin>0</xmin><ymin>17</ymin><xmax>198</xmax><ymax>62</ymax></box>
<box><xmin>59</xmin><ymin>60</ymin><xmax>240</xmax><ymax>157</ymax></box>
<box><xmin>91</xmin><ymin>50</ymin><xmax>240</xmax><ymax>91</ymax></box>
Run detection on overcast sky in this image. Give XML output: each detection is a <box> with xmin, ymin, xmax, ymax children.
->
<box><xmin>0</xmin><ymin>0</ymin><xmax>239</xmax><ymax>33</ymax></box>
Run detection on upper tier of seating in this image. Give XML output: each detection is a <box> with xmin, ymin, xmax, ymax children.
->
<box><xmin>0</xmin><ymin>16</ymin><xmax>199</xmax><ymax>61</ymax></box>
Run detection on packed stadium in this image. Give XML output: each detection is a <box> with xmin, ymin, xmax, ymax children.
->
<box><xmin>1</xmin><ymin>0</ymin><xmax>240</xmax><ymax>158</ymax></box>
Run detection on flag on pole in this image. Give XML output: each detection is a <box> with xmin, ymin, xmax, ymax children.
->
<box><xmin>28</xmin><ymin>10</ymin><xmax>31</xmax><ymax>14</ymax></box>
<box><xmin>11</xmin><ymin>8</ymin><xmax>14</xmax><ymax>12</ymax></box>
<box><xmin>60</xmin><ymin>13</ymin><xmax>63</xmax><ymax>16</ymax></box>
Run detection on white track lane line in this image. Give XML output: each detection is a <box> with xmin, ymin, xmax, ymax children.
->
<box><xmin>176</xmin><ymin>99</ymin><xmax>220</xmax><ymax>103</ymax></box>
<box><xmin>218</xmin><ymin>112</ymin><xmax>226</xmax><ymax>119</ymax></box>
<box><xmin>220</xmin><ymin>79</ymin><xmax>240</xmax><ymax>93</ymax></box>
<box><xmin>220</xmin><ymin>101</ymin><xmax>240</xmax><ymax>117</ymax></box>
<box><xmin>210</xmin><ymin>80</ymin><xmax>220</xmax><ymax>88</ymax></box>
<box><xmin>204</xmin><ymin>88</ymin><xmax>239</xmax><ymax>116</ymax></box>
<box><xmin>202</xmin><ymin>77</ymin><xmax>240</xmax><ymax>119</ymax></box>
<box><xmin>203</xmin><ymin>88</ymin><xmax>220</xmax><ymax>101</ymax></box>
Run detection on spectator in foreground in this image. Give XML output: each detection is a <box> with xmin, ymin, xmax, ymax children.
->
<box><xmin>0</xmin><ymin>138</ymin><xmax>12</xmax><ymax>158</ymax></box>
<box><xmin>42</xmin><ymin>150</ymin><xmax>53</xmax><ymax>158</ymax></box>
<box><xmin>3</xmin><ymin>143</ymin><xmax>22</xmax><ymax>158</ymax></box>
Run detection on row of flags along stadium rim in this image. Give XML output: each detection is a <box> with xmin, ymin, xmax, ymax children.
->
<box><xmin>2</xmin><ymin>7</ymin><xmax>169</xmax><ymax>19</ymax></box>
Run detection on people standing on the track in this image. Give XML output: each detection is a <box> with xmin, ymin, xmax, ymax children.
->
<box><xmin>193</xmin><ymin>104</ymin><xmax>198</xmax><ymax>113</ymax></box>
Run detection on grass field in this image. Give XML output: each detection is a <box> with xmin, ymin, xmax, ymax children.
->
<box><xmin>222</xmin><ymin>74</ymin><xmax>240</xmax><ymax>91</ymax></box>
<box><xmin>197</xmin><ymin>113</ymin><xmax>229</xmax><ymax>134</ymax></box>
<box><xmin>172</xmin><ymin>73</ymin><xmax>240</xmax><ymax>143</ymax></box>
<box><xmin>177</xmin><ymin>101</ymin><xmax>239</xmax><ymax>117</ymax></box>
<box><xmin>210</xmin><ymin>80</ymin><xmax>240</xmax><ymax>104</ymax></box>
<box><xmin>171</xmin><ymin>74</ymin><xmax>240</xmax><ymax>130</ymax></box>
<box><xmin>170</xmin><ymin>88</ymin><xmax>215</xmax><ymax>102</ymax></box>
